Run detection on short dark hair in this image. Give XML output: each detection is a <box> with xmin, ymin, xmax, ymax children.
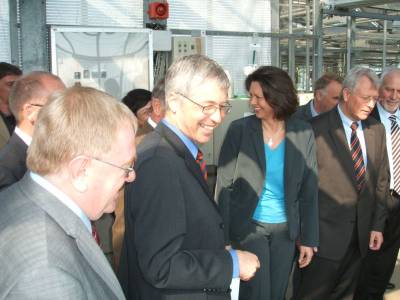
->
<box><xmin>122</xmin><ymin>88</ymin><xmax>152</xmax><ymax>116</ymax></box>
<box><xmin>314</xmin><ymin>74</ymin><xmax>343</xmax><ymax>95</ymax></box>
<box><xmin>0</xmin><ymin>62</ymin><xmax>22</xmax><ymax>80</ymax></box>
<box><xmin>152</xmin><ymin>78</ymin><xmax>165</xmax><ymax>104</ymax></box>
<box><xmin>245</xmin><ymin>66</ymin><xmax>298</xmax><ymax>120</ymax></box>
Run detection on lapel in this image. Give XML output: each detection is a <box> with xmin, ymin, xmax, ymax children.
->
<box><xmin>361</xmin><ymin>118</ymin><xmax>374</xmax><ymax>185</ymax></box>
<box><xmin>249</xmin><ymin>116</ymin><xmax>266</xmax><ymax>176</ymax></box>
<box><xmin>284</xmin><ymin>118</ymin><xmax>298</xmax><ymax>194</ymax></box>
<box><xmin>370</xmin><ymin>106</ymin><xmax>381</xmax><ymax>122</ymax></box>
<box><xmin>327</xmin><ymin>108</ymin><xmax>358</xmax><ymax>187</ymax></box>
<box><xmin>156</xmin><ymin>123</ymin><xmax>215</xmax><ymax>203</ymax></box>
<box><xmin>19</xmin><ymin>174</ymin><xmax>124</xmax><ymax>299</ymax></box>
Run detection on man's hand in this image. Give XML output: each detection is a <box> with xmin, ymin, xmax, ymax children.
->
<box><xmin>369</xmin><ymin>231</ymin><xmax>383</xmax><ymax>250</ymax></box>
<box><xmin>298</xmin><ymin>246</ymin><xmax>317</xmax><ymax>268</ymax></box>
<box><xmin>236</xmin><ymin>250</ymin><xmax>260</xmax><ymax>281</ymax></box>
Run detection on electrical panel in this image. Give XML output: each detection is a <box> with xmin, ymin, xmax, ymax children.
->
<box><xmin>172</xmin><ymin>36</ymin><xmax>205</xmax><ymax>61</ymax></box>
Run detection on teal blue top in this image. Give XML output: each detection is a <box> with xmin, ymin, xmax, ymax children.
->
<box><xmin>252</xmin><ymin>140</ymin><xmax>287</xmax><ymax>223</ymax></box>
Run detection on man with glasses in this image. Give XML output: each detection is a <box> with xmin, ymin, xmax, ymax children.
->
<box><xmin>0</xmin><ymin>86</ymin><xmax>136</xmax><ymax>298</ymax></box>
<box><xmin>355</xmin><ymin>67</ymin><xmax>400</xmax><ymax>299</ymax></box>
<box><xmin>0</xmin><ymin>71</ymin><xmax>65</xmax><ymax>191</ymax></box>
<box><xmin>119</xmin><ymin>54</ymin><xmax>260</xmax><ymax>300</ymax></box>
<box><xmin>293</xmin><ymin>67</ymin><xmax>390</xmax><ymax>299</ymax></box>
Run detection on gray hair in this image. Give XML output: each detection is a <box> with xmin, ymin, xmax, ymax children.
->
<box><xmin>164</xmin><ymin>54</ymin><xmax>230</xmax><ymax>109</ymax></box>
<box><xmin>9</xmin><ymin>71</ymin><xmax>64</xmax><ymax>121</ymax></box>
<box><xmin>380</xmin><ymin>67</ymin><xmax>400</xmax><ymax>84</ymax></box>
<box><xmin>340</xmin><ymin>66</ymin><xmax>379</xmax><ymax>101</ymax></box>
<box><xmin>152</xmin><ymin>78</ymin><xmax>165</xmax><ymax>105</ymax></box>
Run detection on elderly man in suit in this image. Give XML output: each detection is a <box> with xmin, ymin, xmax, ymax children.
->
<box><xmin>354</xmin><ymin>67</ymin><xmax>400</xmax><ymax>299</ymax></box>
<box><xmin>0</xmin><ymin>71</ymin><xmax>65</xmax><ymax>191</ymax></box>
<box><xmin>112</xmin><ymin>77</ymin><xmax>166</xmax><ymax>269</ymax></box>
<box><xmin>118</xmin><ymin>54</ymin><xmax>260</xmax><ymax>300</ymax></box>
<box><xmin>293</xmin><ymin>67</ymin><xmax>390</xmax><ymax>300</ymax></box>
<box><xmin>0</xmin><ymin>62</ymin><xmax>22</xmax><ymax>148</ymax></box>
<box><xmin>0</xmin><ymin>86</ymin><xmax>137</xmax><ymax>299</ymax></box>
<box><xmin>294</xmin><ymin>74</ymin><xmax>342</xmax><ymax>121</ymax></box>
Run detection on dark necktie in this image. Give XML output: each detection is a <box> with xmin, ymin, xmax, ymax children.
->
<box><xmin>91</xmin><ymin>222</ymin><xmax>101</xmax><ymax>245</ymax></box>
<box><xmin>350</xmin><ymin>122</ymin><xmax>366</xmax><ymax>192</ymax></box>
<box><xmin>196</xmin><ymin>149</ymin><xmax>208</xmax><ymax>181</ymax></box>
<box><xmin>389</xmin><ymin>115</ymin><xmax>400</xmax><ymax>194</ymax></box>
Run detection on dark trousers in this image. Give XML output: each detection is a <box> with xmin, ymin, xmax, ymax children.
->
<box><xmin>354</xmin><ymin>206</ymin><xmax>400</xmax><ymax>300</ymax></box>
<box><xmin>292</xmin><ymin>227</ymin><xmax>361</xmax><ymax>300</ymax></box>
<box><xmin>237</xmin><ymin>221</ymin><xmax>296</xmax><ymax>300</ymax></box>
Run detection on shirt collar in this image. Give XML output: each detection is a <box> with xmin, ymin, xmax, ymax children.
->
<box><xmin>161</xmin><ymin>119</ymin><xmax>198</xmax><ymax>159</ymax></box>
<box><xmin>147</xmin><ymin>117</ymin><xmax>157</xmax><ymax>128</ymax></box>
<box><xmin>14</xmin><ymin>127</ymin><xmax>32</xmax><ymax>146</ymax></box>
<box><xmin>30</xmin><ymin>172</ymin><xmax>92</xmax><ymax>233</ymax></box>
<box><xmin>337</xmin><ymin>104</ymin><xmax>362</xmax><ymax>130</ymax></box>
<box><xmin>377</xmin><ymin>101</ymin><xmax>400</xmax><ymax>119</ymax></box>
<box><xmin>310</xmin><ymin>100</ymin><xmax>319</xmax><ymax>117</ymax></box>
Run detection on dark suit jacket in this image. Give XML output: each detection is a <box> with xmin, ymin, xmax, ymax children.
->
<box><xmin>0</xmin><ymin>174</ymin><xmax>125</xmax><ymax>299</ymax></box>
<box><xmin>311</xmin><ymin>107</ymin><xmax>389</xmax><ymax>261</ymax></box>
<box><xmin>293</xmin><ymin>100</ymin><xmax>313</xmax><ymax>121</ymax></box>
<box><xmin>215</xmin><ymin>114</ymin><xmax>319</xmax><ymax>247</ymax></box>
<box><xmin>0</xmin><ymin>132</ymin><xmax>28</xmax><ymax>191</ymax></box>
<box><xmin>119</xmin><ymin>122</ymin><xmax>232</xmax><ymax>300</ymax></box>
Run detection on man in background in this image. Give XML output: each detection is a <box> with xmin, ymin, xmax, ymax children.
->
<box><xmin>0</xmin><ymin>62</ymin><xmax>22</xmax><ymax>148</ymax></box>
<box><xmin>295</xmin><ymin>74</ymin><xmax>342</xmax><ymax>121</ymax></box>
<box><xmin>293</xmin><ymin>67</ymin><xmax>389</xmax><ymax>299</ymax></box>
<box><xmin>0</xmin><ymin>86</ymin><xmax>136</xmax><ymax>298</ymax></box>
<box><xmin>112</xmin><ymin>77</ymin><xmax>166</xmax><ymax>268</ymax></box>
<box><xmin>0</xmin><ymin>71</ymin><xmax>65</xmax><ymax>190</ymax></box>
<box><xmin>355</xmin><ymin>67</ymin><xmax>400</xmax><ymax>299</ymax></box>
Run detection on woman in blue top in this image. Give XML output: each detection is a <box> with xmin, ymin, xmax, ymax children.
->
<box><xmin>215</xmin><ymin>66</ymin><xmax>319</xmax><ymax>300</ymax></box>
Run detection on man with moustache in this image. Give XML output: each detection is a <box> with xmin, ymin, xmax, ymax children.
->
<box><xmin>294</xmin><ymin>74</ymin><xmax>342</xmax><ymax>121</ymax></box>
<box><xmin>355</xmin><ymin>67</ymin><xmax>400</xmax><ymax>299</ymax></box>
<box><xmin>293</xmin><ymin>67</ymin><xmax>390</xmax><ymax>300</ymax></box>
<box><xmin>119</xmin><ymin>55</ymin><xmax>260</xmax><ymax>300</ymax></box>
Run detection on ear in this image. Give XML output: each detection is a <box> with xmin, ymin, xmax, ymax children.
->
<box><xmin>167</xmin><ymin>93</ymin><xmax>179</xmax><ymax>113</ymax></box>
<box><xmin>22</xmin><ymin>103</ymin><xmax>36</xmax><ymax>125</ymax></box>
<box><xmin>68</xmin><ymin>156</ymin><xmax>90</xmax><ymax>193</ymax></box>
<box><xmin>342</xmin><ymin>88</ymin><xmax>351</xmax><ymax>103</ymax></box>
<box><xmin>314</xmin><ymin>90</ymin><xmax>322</xmax><ymax>103</ymax></box>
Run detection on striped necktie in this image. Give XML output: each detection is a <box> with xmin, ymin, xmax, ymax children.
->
<box><xmin>196</xmin><ymin>149</ymin><xmax>208</xmax><ymax>181</ymax></box>
<box><xmin>350</xmin><ymin>122</ymin><xmax>366</xmax><ymax>192</ymax></box>
<box><xmin>389</xmin><ymin>115</ymin><xmax>400</xmax><ymax>194</ymax></box>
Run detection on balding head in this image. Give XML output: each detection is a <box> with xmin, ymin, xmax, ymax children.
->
<box><xmin>9</xmin><ymin>71</ymin><xmax>65</xmax><ymax>135</ymax></box>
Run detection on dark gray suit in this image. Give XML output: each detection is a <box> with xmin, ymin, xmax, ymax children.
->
<box><xmin>119</xmin><ymin>122</ymin><xmax>232</xmax><ymax>300</ymax></box>
<box><xmin>293</xmin><ymin>100</ymin><xmax>313</xmax><ymax>121</ymax></box>
<box><xmin>215</xmin><ymin>114</ymin><xmax>319</xmax><ymax>299</ymax></box>
<box><xmin>0</xmin><ymin>132</ymin><xmax>28</xmax><ymax>191</ymax></box>
<box><xmin>0</xmin><ymin>174</ymin><xmax>125</xmax><ymax>299</ymax></box>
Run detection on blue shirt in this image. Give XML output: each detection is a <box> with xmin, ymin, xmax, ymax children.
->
<box><xmin>30</xmin><ymin>172</ymin><xmax>92</xmax><ymax>233</ymax></box>
<box><xmin>253</xmin><ymin>141</ymin><xmax>287</xmax><ymax>223</ymax></box>
<box><xmin>337</xmin><ymin>105</ymin><xmax>368</xmax><ymax>166</ymax></box>
<box><xmin>161</xmin><ymin>119</ymin><xmax>239</xmax><ymax>278</ymax></box>
<box><xmin>310</xmin><ymin>100</ymin><xmax>319</xmax><ymax>118</ymax></box>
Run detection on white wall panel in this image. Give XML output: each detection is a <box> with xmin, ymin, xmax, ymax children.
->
<box><xmin>0</xmin><ymin>0</ymin><xmax>10</xmax><ymax>62</ymax></box>
<box><xmin>46</xmin><ymin>0</ymin><xmax>143</xmax><ymax>27</ymax></box>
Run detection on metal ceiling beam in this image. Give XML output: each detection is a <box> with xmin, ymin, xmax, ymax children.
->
<box><xmin>323</xmin><ymin>8</ymin><xmax>400</xmax><ymax>21</ymax></box>
<box><xmin>326</xmin><ymin>0</ymin><xmax>399</xmax><ymax>8</ymax></box>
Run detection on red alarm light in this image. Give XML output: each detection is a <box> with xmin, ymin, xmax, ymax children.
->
<box><xmin>148</xmin><ymin>2</ymin><xmax>169</xmax><ymax>20</ymax></box>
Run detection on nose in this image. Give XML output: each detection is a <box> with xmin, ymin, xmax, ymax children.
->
<box><xmin>394</xmin><ymin>90</ymin><xmax>400</xmax><ymax>100</ymax></box>
<box><xmin>210</xmin><ymin>108</ymin><xmax>223</xmax><ymax>124</ymax></box>
<box><xmin>249</xmin><ymin>96</ymin><xmax>256</xmax><ymax>106</ymax></box>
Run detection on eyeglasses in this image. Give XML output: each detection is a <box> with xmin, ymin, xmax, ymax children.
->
<box><xmin>91</xmin><ymin>157</ymin><xmax>135</xmax><ymax>178</ymax></box>
<box><xmin>176</xmin><ymin>92</ymin><xmax>232</xmax><ymax>115</ymax></box>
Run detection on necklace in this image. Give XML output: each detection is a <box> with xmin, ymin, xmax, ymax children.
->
<box><xmin>263</xmin><ymin>123</ymin><xmax>284</xmax><ymax>146</ymax></box>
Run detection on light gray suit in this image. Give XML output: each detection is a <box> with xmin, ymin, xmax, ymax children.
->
<box><xmin>0</xmin><ymin>174</ymin><xmax>125</xmax><ymax>299</ymax></box>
